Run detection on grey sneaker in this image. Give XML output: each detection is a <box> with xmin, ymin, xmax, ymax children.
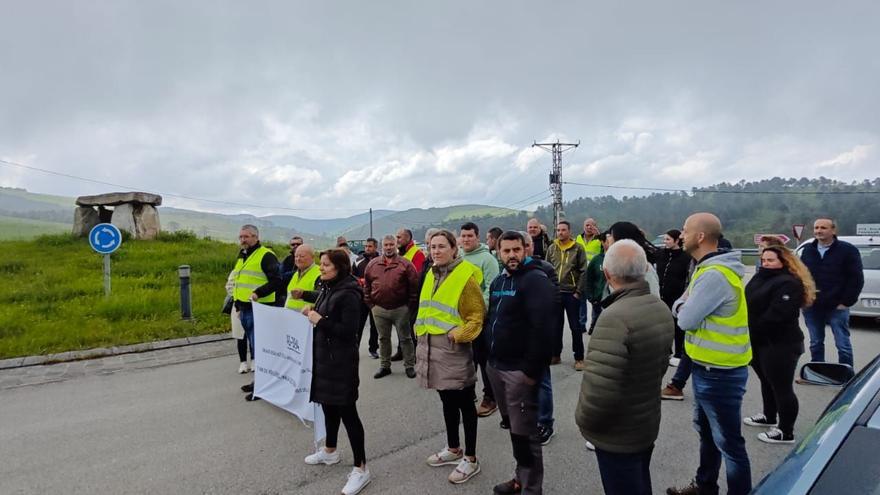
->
<box><xmin>427</xmin><ymin>447</ymin><xmax>463</xmax><ymax>467</ymax></box>
<box><xmin>448</xmin><ymin>458</ymin><xmax>481</xmax><ymax>484</ymax></box>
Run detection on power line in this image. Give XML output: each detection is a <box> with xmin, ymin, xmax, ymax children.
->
<box><xmin>0</xmin><ymin>158</ymin><xmax>367</xmax><ymax>212</ymax></box>
<box><xmin>499</xmin><ymin>188</ymin><xmax>553</xmax><ymax>209</ymax></box>
<box><xmin>563</xmin><ymin>181</ymin><xmax>880</xmax><ymax>195</ymax></box>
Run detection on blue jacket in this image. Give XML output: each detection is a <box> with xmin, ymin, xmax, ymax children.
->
<box><xmin>800</xmin><ymin>238</ymin><xmax>864</xmax><ymax>310</ymax></box>
<box><xmin>486</xmin><ymin>260</ymin><xmax>555</xmax><ymax>379</ymax></box>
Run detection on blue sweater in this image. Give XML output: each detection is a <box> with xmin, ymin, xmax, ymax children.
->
<box><xmin>800</xmin><ymin>238</ymin><xmax>864</xmax><ymax>310</ymax></box>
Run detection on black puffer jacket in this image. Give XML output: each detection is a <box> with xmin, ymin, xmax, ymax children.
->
<box><xmin>303</xmin><ymin>275</ymin><xmax>363</xmax><ymax>405</ymax></box>
<box><xmin>745</xmin><ymin>268</ymin><xmax>805</xmax><ymax>347</ymax></box>
<box><xmin>655</xmin><ymin>248</ymin><xmax>691</xmax><ymax>308</ymax></box>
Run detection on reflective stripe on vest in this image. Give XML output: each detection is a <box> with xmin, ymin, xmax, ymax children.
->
<box><xmin>285</xmin><ymin>264</ymin><xmax>320</xmax><ymax>310</ymax></box>
<box><xmin>403</xmin><ymin>244</ymin><xmax>420</xmax><ymax>262</ymax></box>
<box><xmin>414</xmin><ymin>261</ymin><xmax>478</xmax><ymax>336</ymax></box>
<box><xmin>576</xmin><ymin>235</ymin><xmax>602</xmax><ymax>263</ymax></box>
<box><xmin>232</xmin><ymin>246</ymin><xmax>276</xmax><ymax>303</ymax></box>
<box><xmin>683</xmin><ymin>264</ymin><xmax>751</xmax><ymax>367</ymax></box>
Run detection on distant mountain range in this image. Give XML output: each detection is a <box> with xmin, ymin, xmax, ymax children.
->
<box><xmin>0</xmin><ymin>187</ymin><xmax>518</xmax><ymax>243</ymax></box>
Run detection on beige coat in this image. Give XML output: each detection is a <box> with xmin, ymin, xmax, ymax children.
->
<box><xmin>414</xmin><ymin>262</ymin><xmax>485</xmax><ymax>390</ymax></box>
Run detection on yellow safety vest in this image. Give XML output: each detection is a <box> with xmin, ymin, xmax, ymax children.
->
<box><xmin>285</xmin><ymin>264</ymin><xmax>321</xmax><ymax>310</ymax></box>
<box><xmin>576</xmin><ymin>234</ymin><xmax>602</xmax><ymax>263</ymax></box>
<box><xmin>232</xmin><ymin>245</ymin><xmax>276</xmax><ymax>304</ymax></box>
<box><xmin>403</xmin><ymin>243</ymin><xmax>421</xmax><ymax>262</ymax></box>
<box><xmin>684</xmin><ymin>264</ymin><xmax>751</xmax><ymax>367</ymax></box>
<box><xmin>414</xmin><ymin>261</ymin><xmax>479</xmax><ymax>336</ymax></box>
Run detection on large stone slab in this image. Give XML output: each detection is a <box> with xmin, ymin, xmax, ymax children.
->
<box><xmin>72</xmin><ymin>206</ymin><xmax>99</xmax><ymax>237</ymax></box>
<box><xmin>137</xmin><ymin>204</ymin><xmax>161</xmax><ymax>240</ymax></box>
<box><xmin>76</xmin><ymin>192</ymin><xmax>162</xmax><ymax>207</ymax></box>
<box><xmin>110</xmin><ymin>203</ymin><xmax>137</xmax><ymax>235</ymax></box>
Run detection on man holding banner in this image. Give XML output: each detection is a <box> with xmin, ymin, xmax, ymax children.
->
<box><xmin>232</xmin><ymin>224</ymin><xmax>282</xmax><ymax>402</ymax></box>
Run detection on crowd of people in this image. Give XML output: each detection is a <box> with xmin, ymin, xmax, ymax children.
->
<box><xmin>225</xmin><ymin>213</ymin><xmax>864</xmax><ymax>495</ymax></box>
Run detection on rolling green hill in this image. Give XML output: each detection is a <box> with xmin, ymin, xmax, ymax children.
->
<box><xmin>0</xmin><ymin>215</ymin><xmax>69</xmax><ymax>240</ymax></box>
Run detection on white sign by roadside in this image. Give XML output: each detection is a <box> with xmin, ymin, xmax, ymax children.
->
<box><xmin>252</xmin><ymin>303</ymin><xmax>326</xmax><ymax>445</ymax></box>
<box><xmin>856</xmin><ymin>223</ymin><xmax>880</xmax><ymax>235</ymax></box>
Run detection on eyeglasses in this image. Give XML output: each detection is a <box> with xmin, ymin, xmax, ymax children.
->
<box><xmin>290</xmin><ymin>243</ymin><xmax>302</xmax><ymax>248</ymax></box>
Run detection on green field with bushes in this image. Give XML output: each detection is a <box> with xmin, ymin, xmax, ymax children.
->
<box><xmin>1</xmin><ymin>232</ymin><xmax>285</xmax><ymax>359</ymax></box>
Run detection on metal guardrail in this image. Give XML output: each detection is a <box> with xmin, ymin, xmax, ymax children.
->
<box><xmin>736</xmin><ymin>248</ymin><xmax>759</xmax><ymax>256</ymax></box>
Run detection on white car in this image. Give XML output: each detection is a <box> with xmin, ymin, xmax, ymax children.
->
<box><xmin>797</xmin><ymin>236</ymin><xmax>880</xmax><ymax>318</ymax></box>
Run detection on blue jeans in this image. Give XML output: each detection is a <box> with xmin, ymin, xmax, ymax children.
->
<box><xmin>803</xmin><ymin>307</ymin><xmax>854</xmax><ymax>366</ymax></box>
<box><xmin>555</xmin><ymin>292</ymin><xmax>585</xmax><ymax>360</ymax></box>
<box><xmin>538</xmin><ymin>368</ymin><xmax>553</xmax><ymax>428</ymax></box>
<box><xmin>240</xmin><ymin>305</ymin><xmax>255</xmax><ymax>360</ymax></box>
<box><xmin>671</xmin><ymin>353</ymin><xmax>693</xmax><ymax>390</ymax></box>
<box><xmin>578</xmin><ymin>298</ymin><xmax>588</xmax><ymax>328</ymax></box>
<box><xmin>595</xmin><ymin>446</ymin><xmax>654</xmax><ymax>495</ymax></box>
<box><xmin>692</xmin><ymin>365</ymin><xmax>751</xmax><ymax>495</ymax></box>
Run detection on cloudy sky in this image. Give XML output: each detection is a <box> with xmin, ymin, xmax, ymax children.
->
<box><xmin>2</xmin><ymin>1</ymin><xmax>878</xmax><ymax>218</ymax></box>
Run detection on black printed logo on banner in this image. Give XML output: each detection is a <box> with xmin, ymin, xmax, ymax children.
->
<box><xmin>286</xmin><ymin>335</ymin><xmax>302</xmax><ymax>354</ymax></box>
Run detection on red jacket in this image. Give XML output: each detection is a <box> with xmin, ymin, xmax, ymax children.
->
<box><xmin>364</xmin><ymin>254</ymin><xmax>420</xmax><ymax>310</ymax></box>
<box><xmin>399</xmin><ymin>241</ymin><xmax>426</xmax><ymax>273</ymax></box>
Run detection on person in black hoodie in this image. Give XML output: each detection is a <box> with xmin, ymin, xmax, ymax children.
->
<box><xmin>743</xmin><ymin>245</ymin><xmax>816</xmax><ymax>445</ymax></box>
<box><xmin>354</xmin><ymin>238</ymin><xmax>381</xmax><ymax>358</ymax></box>
<box><xmin>486</xmin><ymin>231</ymin><xmax>555</xmax><ymax>495</ymax></box>
<box><xmin>295</xmin><ymin>248</ymin><xmax>372</xmax><ymax>495</ymax></box>
<box><xmin>655</xmin><ymin>229</ymin><xmax>691</xmax><ymax>362</ymax></box>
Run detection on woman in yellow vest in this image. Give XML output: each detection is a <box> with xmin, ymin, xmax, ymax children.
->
<box><xmin>414</xmin><ymin>229</ymin><xmax>486</xmax><ymax>485</ymax></box>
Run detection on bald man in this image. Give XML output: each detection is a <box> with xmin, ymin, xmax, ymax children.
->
<box><xmin>667</xmin><ymin>213</ymin><xmax>752</xmax><ymax>495</ymax></box>
<box><xmin>527</xmin><ymin>218</ymin><xmax>550</xmax><ymax>260</ymax></box>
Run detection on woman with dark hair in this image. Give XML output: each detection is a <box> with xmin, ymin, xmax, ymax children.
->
<box><xmin>743</xmin><ymin>246</ymin><xmax>816</xmax><ymax>445</ymax></box>
<box><xmin>294</xmin><ymin>248</ymin><xmax>372</xmax><ymax>495</ymax></box>
<box><xmin>655</xmin><ymin>229</ymin><xmax>691</xmax><ymax>363</ymax></box>
<box><xmin>606</xmin><ymin>221</ymin><xmax>660</xmax><ymax>296</ymax></box>
<box><xmin>415</xmin><ymin>229</ymin><xmax>486</xmax><ymax>484</ymax></box>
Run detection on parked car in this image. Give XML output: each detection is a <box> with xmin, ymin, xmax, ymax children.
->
<box><xmin>753</xmin><ymin>356</ymin><xmax>880</xmax><ymax>493</ymax></box>
<box><xmin>796</xmin><ymin>236</ymin><xmax>880</xmax><ymax>318</ymax></box>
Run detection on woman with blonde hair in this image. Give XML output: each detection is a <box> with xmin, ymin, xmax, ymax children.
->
<box><xmin>743</xmin><ymin>245</ymin><xmax>816</xmax><ymax>444</ymax></box>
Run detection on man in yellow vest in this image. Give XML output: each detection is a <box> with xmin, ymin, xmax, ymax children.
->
<box><xmin>575</xmin><ymin>218</ymin><xmax>602</xmax><ymax>331</ymax></box>
<box><xmin>233</xmin><ymin>225</ymin><xmax>282</xmax><ymax>401</ymax></box>
<box><xmin>285</xmin><ymin>244</ymin><xmax>320</xmax><ymax>310</ymax></box>
<box><xmin>666</xmin><ymin>213</ymin><xmax>752</xmax><ymax>495</ymax></box>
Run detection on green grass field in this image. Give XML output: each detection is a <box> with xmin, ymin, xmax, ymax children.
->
<box><xmin>0</xmin><ymin>215</ymin><xmax>69</xmax><ymax>240</ymax></box>
<box><xmin>0</xmin><ymin>232</ymin><xmax>286</xmax><ymax>359</ymax></box>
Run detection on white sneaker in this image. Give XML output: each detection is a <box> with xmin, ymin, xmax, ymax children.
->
<box><xmin>237</xmin><ymin>362</ymin><xmax>248</xmax><ymax>374</ymax></box>
<box><xmin>669</xmin><ymin>357</ymin><xmax>681</xmax><ymax>367</ymax></box>
<box><xmin>304</xmin><ymin>447</ymin><xmax>341</xmax><ymax>465</ymax></box>
<box><xmin>341</xmin><ymin>466</ymin><xmax>372</xmax><ymax>495</ymax></box>
<box><xmin>247</xmin><ymin>360</ymin><xmax>254</xmax><ymax>372</ymax></box>
<box><xmin>448</xmin><ymin>458</ymin><xmax>481</xmax><ymax>484</ymax></box>
<box><xmin>427</xmin><ymin>447</ymin><xmax>463</xmax><ymax>466</ymax></box>
<box><xmin>584</xmin><ymin>440</ymin><xmax>595</xmax><ymax>451</ymax></box>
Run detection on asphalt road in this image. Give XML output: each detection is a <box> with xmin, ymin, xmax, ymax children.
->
<box><xmin>2</xmin><ymin>318</ymin><xmax>879</xmax><ymax>495</ymax></box>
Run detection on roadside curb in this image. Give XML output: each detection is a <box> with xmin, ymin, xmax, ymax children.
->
<box><xmin>0</xmin><ymin>334</ymin><xmax>232</xmax><ymax>370</ymax></box>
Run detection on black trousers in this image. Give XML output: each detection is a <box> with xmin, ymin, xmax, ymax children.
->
<box><xmin>323</xmin><ymin>403</ymin><xmax>366</xmax><ymax>467</ymax></box>
<box><xmin>438</xmin><ymin>386</ymin><xmax>478</xmax><ymax>457</ymax></box>
<box><xmin>356</xmin><ymin>302</ymin><xmax>378</xmax><ymax>353</ymax></box>
<box><xmin>236</xmin><ymin>338</ymin><xmax>252</xmax><ymax>362</ymax></box>
<box><xmin>751</xmin><ymin>341</ymin><xmax>803</xmax><ymax>436</ymax></box>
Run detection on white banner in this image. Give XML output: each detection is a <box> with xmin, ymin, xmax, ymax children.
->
<box><xmin>252</xmin><ymin>303</ymin><xmax>326</xmax><ymax>445</ymax></box>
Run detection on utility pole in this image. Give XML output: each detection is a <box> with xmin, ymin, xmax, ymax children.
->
<box><xmin>369</xmin><ymin>208</ymin><xmax>373</xmax><ymax>239</ymax></box>
<box><xmin>532</xmin><ymin>140</ymin><xmax>579</xmax><ymax>225</ymax></box>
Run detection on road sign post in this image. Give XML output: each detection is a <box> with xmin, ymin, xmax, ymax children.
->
<box><xmin>793</xmin><ymin>224</ymin><xmax>805</xmax><ymax>241</ymax></box>
<box><xmin>89</xmin><ymin>223</ymin><xmax>123</xmax><ymax>297</ymax></box>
